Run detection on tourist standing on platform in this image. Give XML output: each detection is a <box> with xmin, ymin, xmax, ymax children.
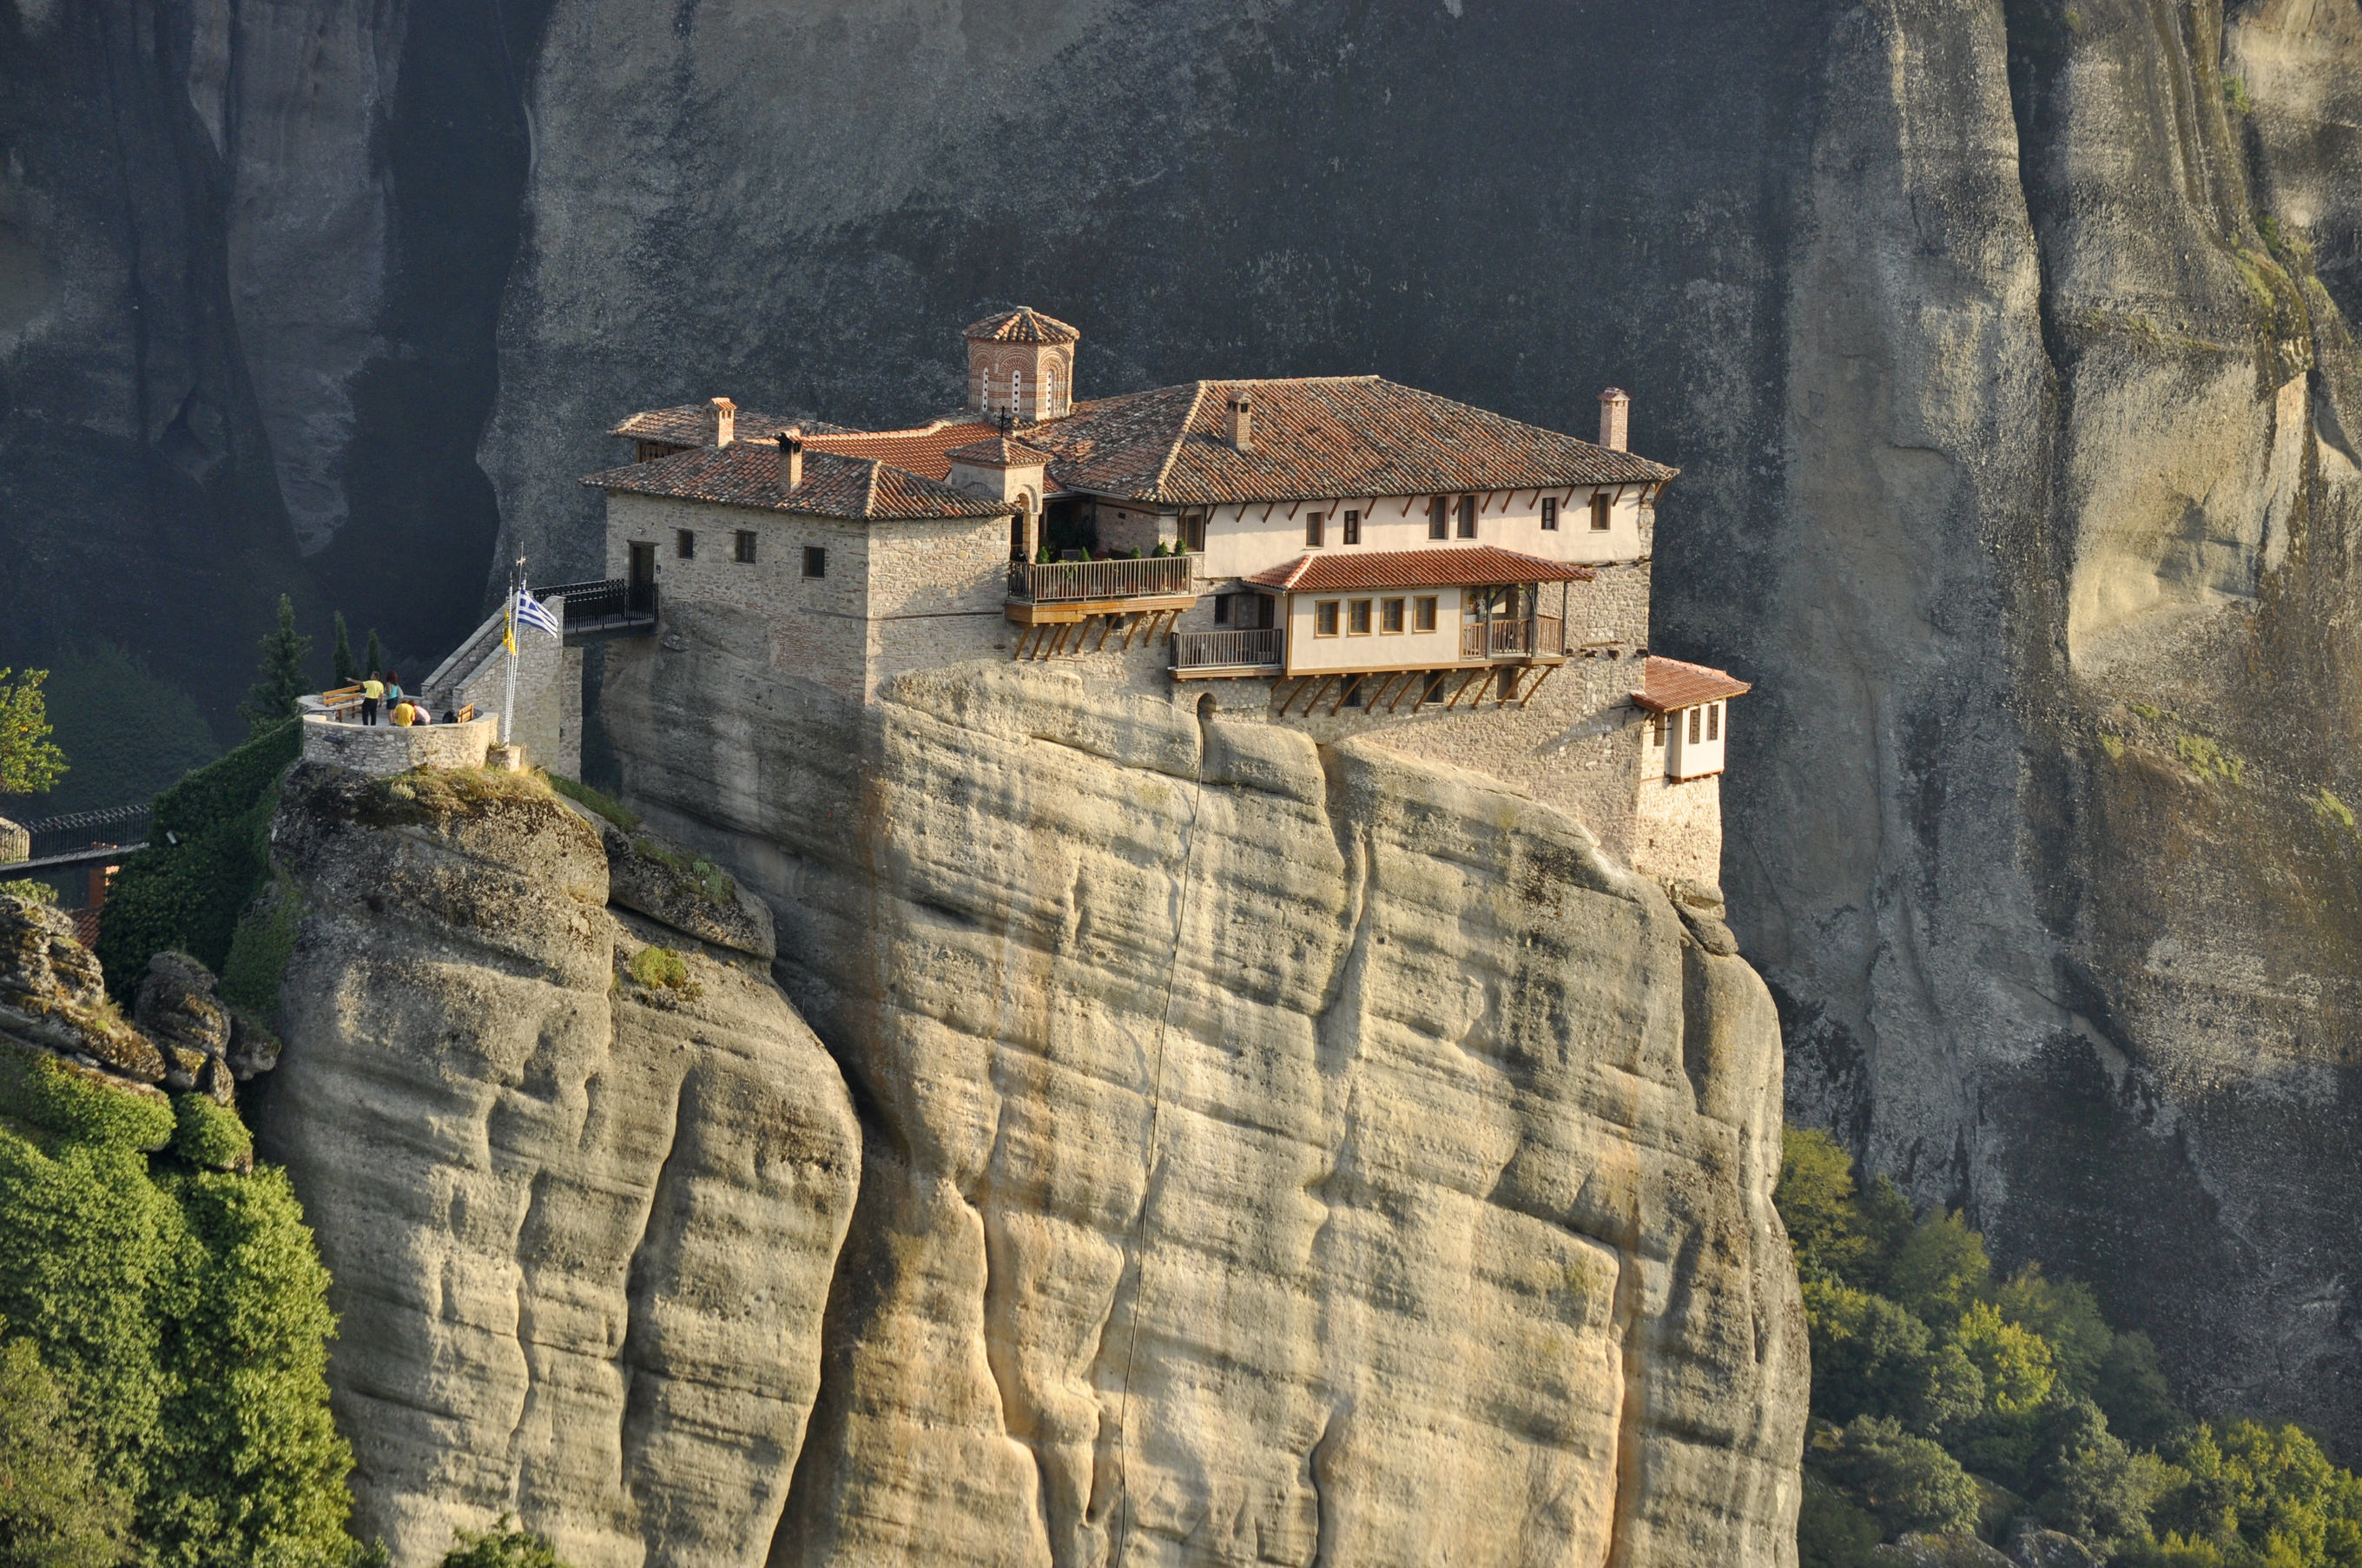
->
<box><xmin>360</xmin><ymin>672</ymin><xmax>384</xmax><ymax>726</ymax></box>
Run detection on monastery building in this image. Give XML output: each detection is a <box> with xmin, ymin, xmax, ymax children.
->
<box><xmin>581</xmin><ymin>308</ymin><xmax>1749</xmax><ymax>889</ymax></box>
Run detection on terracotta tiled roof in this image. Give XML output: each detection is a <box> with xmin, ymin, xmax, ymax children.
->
<box><xmin>1019</xmin><ymin>377</ymin><xmax>1676</xmax><ymax>505</ymax></box>
<box><xmin>964</xmin><ymin>306</ymin><xmax>1080</xmax><ymax>345</ymax></box>
<box><xmin>796</xmin><ymin>421</ymin><xmax>1002</xmax><ymax>482</ymax></box>
<box><xmin>582</xmin><ymin>445</ymin><xmax>1012</xmax><ymax>521</ymax></box>
<box><xmin>1244</xmin><ymin>545</ymin><xmax>1596</xmax><ymax>593</ymax></box>
<box><xmin>607</xmin><ymin>405</ymin><xmax>850</xmax><ymax>444</ymax></box>
<box><xmin>1632</xmin><ymin>656</ymin><xmax>1751</xmax><ymax>713</ymax></box>
<box><xmin>943</xmin><ymin>432</ymin><xmax>1057</xmax><ymax>467</ymax></box>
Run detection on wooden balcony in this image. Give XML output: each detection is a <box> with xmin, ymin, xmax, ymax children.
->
<box><xmin>1461</xmin><ymin>615</ymin><xmax>1564</xmax><ymax>662</ymax></box>
<box><xmin>1171</xmin><ymin>628</ymin><xmax>1284</xmax><ymax>678</ymax></box>
<box><xmin>1006</xmin><ymin>556</ymin><xmax>1196</xmax><ymax>626</ymax></box>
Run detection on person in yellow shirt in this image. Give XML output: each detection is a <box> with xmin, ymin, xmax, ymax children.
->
<box><xmin>391</xmin><ymin>699</ymin><xmax>417</xmax><ymax>728</ymax></box>
<box><xmin>360</xmin><ymin>673</ymin><xmax>386</xmax><ymax>726</ymax></box>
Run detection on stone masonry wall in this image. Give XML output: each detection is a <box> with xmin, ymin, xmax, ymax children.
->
<box><xmin>863</xmin><ymin>516</ymin><xmax>1013</xmax><ymax>693</ymax></box>
<box><xmin>608</xmin><ymin>494</ymin><xmax>874</xmax><ymax>701</ymax></box>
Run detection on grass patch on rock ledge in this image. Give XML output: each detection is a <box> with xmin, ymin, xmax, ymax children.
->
<box><xmin>361</xmin><ymin>765</ymin><xmax>558</xmax><ymax>829</ymax></box>
<box><xmin>546</xmin><ymin>773</ymin><xmax>639</xmax><ymax>832</ymax></box>
<box><xmin>623</xmin><ymin>944</ymin><xmax>697</xmax><ymax>996</ymax></box>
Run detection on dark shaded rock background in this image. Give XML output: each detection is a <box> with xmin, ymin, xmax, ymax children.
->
<box><xmin>12</xmin><ymin>0</ymin><xmax>2362</xmax><ymax>1454</ymax></box>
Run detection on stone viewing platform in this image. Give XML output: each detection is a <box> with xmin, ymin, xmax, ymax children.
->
<box><xmin>300</xmin><ymin>713</ymin><xmax>499</xmax><ymax>777</ymax></box>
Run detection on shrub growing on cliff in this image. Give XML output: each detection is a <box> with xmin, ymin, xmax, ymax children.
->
<box><xmin>96</xmin><ymin>721</ymin><xmax>300</xmax><ymax>1001</ymax></box>
<box><xmin>439</xmin><ymin>1518</ymin><xmax>570</xmax><ymax>1568</ymax></box>
<box><xmin>0</xmin><ymin>1046</ymin><xmax>353</xmax><ymax>1568</ymax></box>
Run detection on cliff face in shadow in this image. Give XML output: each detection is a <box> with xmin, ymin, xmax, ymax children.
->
<box><xmin>25</xmin><ymin>0</ymin><xmax>2362</xmax><ymax>1459</ymax></box>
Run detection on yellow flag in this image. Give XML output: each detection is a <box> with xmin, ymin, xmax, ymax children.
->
<box><xmin>503</xmin><ymin>603</ymin><xmax>518</xmax><ymax>656</ymax></box>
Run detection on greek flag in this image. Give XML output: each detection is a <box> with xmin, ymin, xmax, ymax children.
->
<box><xmin>513</xmin><ymin>589</ymin><xmax>562</xmax><ymax>641</ymax></box>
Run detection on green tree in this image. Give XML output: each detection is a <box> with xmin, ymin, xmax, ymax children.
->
<box><xmin>0</xmin><ymin>1332</ymin><xmax>132</xmax><ymax>1568</ymax></box>
<box><xmin>330</xmin><ymin>615</ymin><xmax>359</xmax><ymax>688</ymax></box>
<box><xmin>1996</xmin><ymin>1265</ymin><xmax>2115</xmax><ymax>1397</ymax></box>
<box><xmin>1797</xmin><ymin>1481</ymin><xmax>1880</xmax><ymax>1568</ymax></box>
<box><xmin>1889</xmin><ymin>1210</ymin><xmax>1993</xmax><ymax>1323</ymax></box>
<box><xmin>1806</xmin><ymin>1278</ymin><xmax>1983</xmax><ymax>1436</ymax></box>
<box><xmin>1820</xmin><ymin>1416</ymin><xmax>1983</xmax><ymax>1539</ymax></box>
<box><xmin>361</xmin><ymin>630</ymin><xmax>385</xmax><ymax>682</ymax></box>
<box><xmin>1952</xmin><ymin>1301</ymin><xmax>2057</xmax><ymax>1415</ymax></box>
<box><xmin>439</xmin><ymin>1518</ymin><xmax>570</xmax><ymax>1568</ymax></box>
<box><xmin>2098</xmin><ymin>1332</ymin><xmax>2190</xmax><ymax>1452</ymax></box>
<box><xmin>0</xmin><ymin>668</ymin><xmax>69</xmax><ymax>796</ymax></box>
<box><xmin>239</xmin><ymin>598</ymin><xmax>313</xmax><ymax>735</ymax></box>
<box><xmin>2034</xmin><ymin>1397</ymin><xmax>2168</xmax><ymax>1548</ymax></box>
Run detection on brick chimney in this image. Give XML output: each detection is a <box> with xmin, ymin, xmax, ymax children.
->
<box><xmin>777</xmin><ymin>427</ymin><xmax>803</xmax><ymax>492</ymax></box>
<box><xmin>709</xmin><ymin>396</ymin><xmax>737</xmax><ymax>447</ymax></box>
<box><xmin>1228</xmin><ymin>391</ymin><xmax>1254</xmax><ymax>453</ymax></box>
<box><xmin>1597</xmin><ymin>387</ymin><xmax>1629</xmax><ymax>451</ymax></box>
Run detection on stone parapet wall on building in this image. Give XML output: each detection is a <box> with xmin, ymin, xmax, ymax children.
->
<box><xmin>301</xmin><ymin>715</ymin><xmax>498</xmax><ymax>777</ymax></box>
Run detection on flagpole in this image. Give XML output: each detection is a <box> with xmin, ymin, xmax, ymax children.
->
<box><xmin>501</xmin><ymin>554</ymin><xmax>523</xmax><ymax>749</ymax></box>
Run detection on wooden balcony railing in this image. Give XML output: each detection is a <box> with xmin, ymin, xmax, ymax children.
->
<box><xmin>1171</xmin><ymin>628</ymin><xmax>1284</xmax><ymax>671</ymax></box>
<box><xmin>1009</xmin><ymin>555</ymin><xmax>1194</xmax><ymax>603</ymax></box>
<box><xmin>1461</xmin><ymin>616</ymin><xmax>1565</xmax><ymax>660</ymax></box>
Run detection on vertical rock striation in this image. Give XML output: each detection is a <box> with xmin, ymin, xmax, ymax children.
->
<box><xmin>254</xmin><ymin>764</ymin><xmax>861</xmax><ymax>1568</ymax></box>
<box><xmin>600</xmin><ymin>617</ymin><xmax>1808</xmax><ymax>1567</ymax></box>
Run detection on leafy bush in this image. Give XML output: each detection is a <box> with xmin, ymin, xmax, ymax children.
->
<box><xmin>439</xmin><ymin>1518</ymin><xmax>570</xmax><ymax>1568</ymax></box>
<box><xmin>0</xmin><ymin>1329</ymin><xmax>132</xmax><ymax>1568</ymax></box>
<box><xmin>1</xmin><ymin>879</ymin><xmax>57</xmax><ymax>906</ymax></box>
<box><xmin>167</xmin><ymin>1097</ymin><xmax>251</xmax><ymax>1172</ymax></box>
<box><xmin>217</xmin><ymin>876</ymin><xmax>301</xmax><ymax>1020</ymax></box>
<box><xmin>96</xmin><ymin>721</ymin><xmax>300</xmax><ymax>1000</ymax></box>
<box><xmin>0</xmin><ymin>1049</ymin><xmax>353</xmax><ymax>1568</ymax></box>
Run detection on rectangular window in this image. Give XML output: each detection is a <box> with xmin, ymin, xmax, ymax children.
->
<box><xmin>1428</xmin><ymin>497</ymin><xmax>1449</xmax><ymax>540</ymax></box>
<box><xmin>1652</xmin><ymin>715</ymin><xmax>1666</xmax><ymax>747</ymax></box>
<box><xmin>1348</xmin><ymin>599</ymin><xmax>1373</xmax><ymax>635</ymax></box>
<box><xmin>1707</xmin><ymin>702</ymin><xmax>1720</xmax><ymax>741</ymax></box>
<box><xmin>1380</xmin><ymin>597</ymin><xmax>1405</xmax><ymax>634</ymax></box>
<box><xmin>1688</xmin><ymin>707</ymin><xmax>1702</xmax><ymax>744</ymax></box>
<box><xmin>1315</xmin><ymin>600</ymin><xmax>1341</xmax><ymax>636</ymax></box>
<box><xmin>1214</xmin><ymin>594</ymin><xmax>1231</xmax><ymax>625</ymax></box>
<box><xmin>1456</xmin><ymin>496</ymin><xmax>1477</xmax><ymax>538</ymax></box>
<box><xmin>735</xmin><ymin>530</ymin><xmax>757</xmax><ymax>563</ymax></box>
<box><xmin>1306</xmin><ymin>511</ymin><xmax>1326</xmax><ymax>548</ymax></box>
<box><xmin>1341</xmin><ymin>675</ymin><xmax>1366</xmax><ymax>709</ymax></box>
<box><xmin>802</xmin><ymin>545</ymin><xmax>827</xmax><ymax>579</ymax></box>
<box><xmin>1183</xmin><ymin>511</ymin><xmax>1207</xmax><ymax>552</ymax></box>
<box><xmin>1591</xmin><ymin>492</ymin><xmax>1611</xmax><ymax>531</ymax></box>
<box><xmin>1541</xmin><ymin>497</ymin><xmax>1559</xmax><ymax>530</ymax></box>
<box><xmin>1343</xmin><ymin>509</ymin><xmax>1362</xmax><ymax>545</ymax></box>
<box><xmin>1413</xmin><ymin>596</ymin><xmax>1438</xmax><ymax>632</ymax></box>
<box><xmin>676</xmin><ymin>529</ymin><xmax>696</xmax><ymax>559</ymax></box>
